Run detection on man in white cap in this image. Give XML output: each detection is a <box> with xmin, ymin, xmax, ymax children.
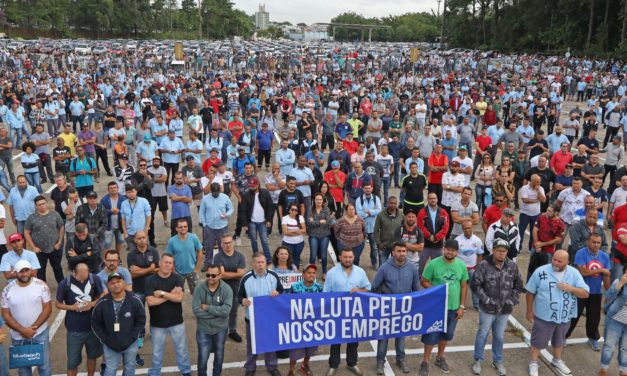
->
<box><xmin>1</xmin><ymin>259</ymin><xmax>53</xmax><ymax>376</ymax></box>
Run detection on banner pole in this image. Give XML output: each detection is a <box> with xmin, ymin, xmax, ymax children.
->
<box><xmin>249</xmin><ymin>297</ymin><xmax>256</xmax><ymax>355</ymax></box>
<box><xmin>443</xmin><ymin>283</ymin><xmax>449</xmax><ymax>333</ymax></box>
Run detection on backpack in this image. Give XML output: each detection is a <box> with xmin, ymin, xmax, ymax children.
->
<box><xmin>70</xmin><ymin>157</ymin><xmax>96</xmax><ymax>172</ymax></box>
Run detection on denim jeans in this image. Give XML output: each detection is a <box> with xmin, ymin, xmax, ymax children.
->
<box><xmin>309</xmin><ymin>235</ymin><xmax>330</xmax><ymax>273</ymax></box>
<box><xmin>283</xmin><ymin>241</ymin><xmax>305</xmax><ymax>269</ymax></box>
<box><xmin>103</xmin><ymin>340</ymin><xmax>138</xmax><ymax>376</ymax></box>
<box><xmin>0</xmin><ymin>169</ymin><xmax>10</xmax><ymax>194</ymax></box>
<box><xmin>518</xmin><ymin>213</ymin><xmax>538</xmax><ymax>252</ymax></box>
<box><xmin>149</xmin><ymin>323</ymin><xmax>191</xmax><ymax>376</ymax></box>
<box><xmin>248</xmin><ymin>221</ymin><xmax>271</xmax><ymax>263</ymax></box>
<box><xmin>475</xmin><ymin>184</ymin><xmax>489</xmax><ymax>213</ymax></box>
<box><xmin>468</xmin><ymin>268</ymin><xmax>479</xmax><ymax>309</ymax></box>
<box><xmin>196</xmin><ymin>329</ymin><xmax>228</xmax><ymax>376</ymax></box>
<box><xmin>11</xmin><ymin>327</ymin><xmax>51</xmax><ymax>376</ymax></box>
<box><xmin>16</xmin><ymin>220</ymin><xmax>25</xmax><ymax>235</ymax></box>
<box><xmin>24</xmin><ymin>171</ymin><xmax>42</xmax><ymax>193</ymax></box>
<box><xmin>337</xmin><ymin>240</ymin><xmax>365</xmax><ymax>266</ymax></box>
<box><xmin>376</xmin><ymin>337</ymin><xmax>406</xmax><ymax>363</ymax></box>
<box><xmin>392</xmin><ymin>160</ymin><xmax>400</xmax><ymax>187</ymax></box>
<box><xmin>0</xmin><ymin>341</ymin><xmax>7</xmax><ymax>376</ymax></box>
<box><xmin>473</xmin><ymin>307</ymin><xmax>509</xmax><ymax>363</ymax></box>
<box><xmin>600</xmin><ymin>317</ymin><xmax>627</xmax><ymax>372</ymax></box>
<box><xmin>10</xmin><ymin>127</ymin><xmax>23</xmax><ymax>148</ymax></box>
<box><xmin>366</xmin><ymin>232</ymin><xmax>379</xmax><ymax>267</ymax></box>
<box><xmin>381</xmin><ymin>176</ymin><xmax>390</xmax><ymax>206</ymax></box>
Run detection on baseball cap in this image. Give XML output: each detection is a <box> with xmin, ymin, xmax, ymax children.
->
<box><xmin>331</xmin><ymin>161</ymin><xmax>340</xmax><ymax>168</ymax></box>
<box><xmin>565</xmin><ymin>163</ymin><xmax>573</xmax><ymax>168</ymax></box>
<box><xmin>185</xmin><ymin>155</ymin><xmax>194</xmax><ymax>161</ymax></box>
<box><xmin>143</xmin><ymin>134</ymin><xmax>151</xmax><ymax>141</ymax></box>
<box><xmin>108</xmin><ymin>272</ymin><xmax>124</xmax><ymax>282</ymax></box>
<box><xmin>248</xmin><ymin>177</ymin><xmax>260</xmax><ymax>187</ymax></box>
<box><xmin>459</xmin><ymin>145</ymin><xmax>467</xmax><ymax>151</ymax></box>
<box><xmin>8</xmin><ymin>233</ymin><xmax>22</xmax><ymax>243</ymax></box>
<box><xmin>86</xmin><ymin>191</ymin><xmax>98</xmax><ymax>198</ymax></box>
<box><xmin>119</xmin><ymin>153</ymin><xmax>128</xmax><ymax>160</ymax></box>
<box><xmin>444</xmin><ymin>239</ymin><xmax>459</xmax><ymax>251</ymax></box>
<box><xmin>14</xmin><ymin>260</ymin><xmax>32</xmax><ymax>272</ymax></box>
<box><xmin>502</xmin><ymin>208</ymin><xmax>515</xmax><ymax>217</ymax></box>
<box><xmin>450</xmin><ymin>161</ymin><xmax>461</xmax><ymax>168</ymax></box>
<box><xmin>493</xmin><ymin>239</ymin><xmax>510</xmax><ymax>251</ymax></box>
<box><xmin>303</xmin><ymin>264</ymin><xmax>317</xmax><ymax>272</ymax></box>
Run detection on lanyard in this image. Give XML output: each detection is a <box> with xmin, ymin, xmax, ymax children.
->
<box><xmin>113</xmin><ymin>297</ymin><xmax>125</xmax><ymax>323</ymax></box>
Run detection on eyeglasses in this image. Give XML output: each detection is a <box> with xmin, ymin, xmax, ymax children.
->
<box><xmin>206</xmin><ymin>274</ymin><xmax>219</xmax><ymax>278</ymax></box>
<box><xmin>289</xmin><ymin>208</ymin><xmax>298</xmax><ymax>212</ymax></box>
<box><xmin>139</xmin><ymin>164</ymin><xmax>147</xmax><ymax>167</ymax></box>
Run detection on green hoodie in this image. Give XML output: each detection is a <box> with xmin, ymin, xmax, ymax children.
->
<box><xmin>192</xmin><ymin>280</ymin><xmax>233</xmax><ymax>335</ymax></box>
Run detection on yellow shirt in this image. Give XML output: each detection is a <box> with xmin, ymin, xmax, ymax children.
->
<box><xmin>347</xmin><ymin>118</ymin><xmax>363</xmax><ymax>137</ymax></box>
<box><xmin>58</xmin><ymin>132</ymin><xmax>78</xmax><ymax>156</ymax></box>
<box><xmin>476</xmin><ymin>101</ymin><xmax>488</xmax><ymax>116</ymax></box>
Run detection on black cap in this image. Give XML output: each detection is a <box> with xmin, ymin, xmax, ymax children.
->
<box><xmin>86</xmin><ymin>191</ymin><xmax>98</xmax><ymax>198</ymax></box>
<box><xmin>444</xmin><ymin>239</ymin><xmax>459</xmax><ymax>251</ymax></box>
<box><xmin>107</xmin><ymin>272</ymin><xmax>123</xmax><ymax>282</ymax></box>
<box><xmin>119</xmin><ymin>153</ymin><xmax>128</xmax><ymax>160</ymax></box>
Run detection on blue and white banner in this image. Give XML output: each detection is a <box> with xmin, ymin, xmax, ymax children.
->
<box><xmin>250</xmin><ymin>284</ymin><xmax>448</xmax><ymax>354</ymax></box>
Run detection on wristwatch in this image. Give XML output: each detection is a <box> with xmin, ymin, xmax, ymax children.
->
<box><xmin>459</xmin><ymin>305</ymin><xmax>466</xmax><ymax>311</ymax></box>
<box><xmin>160</xmin><ymin>291</ymin><xmax>166</xmax><ymax>298</ymax></box>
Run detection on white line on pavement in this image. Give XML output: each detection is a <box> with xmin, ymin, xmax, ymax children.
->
<box><xmin>12</xmin><ymin>152</ymin><xmax>23</xmax><ymax>160</ymax></box>
<box><xmin>52</xmin><ymin>342</ymin><xmax>531</xmax><ymax>376</ymax></box>
<box><xmin>45</xmin><ymin>183</ymin><xmax>57</xmax><ymax>194</ymax></box>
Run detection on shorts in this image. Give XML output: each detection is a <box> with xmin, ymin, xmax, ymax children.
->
<box><xmin>155</xmin><ymin>196</ymin><xmax>168</xmax><ymax>212</ymax></box>
<box><xmin>104</xmin><ymin>229</ymin><xmax>125</xmax><ymax>249</ymax></box>
<box><xmin>421</xmin><ymin>309</ymin><xmax>459</xmax><ymax>345</ymax></box>
<box><xmin>67</xmin><ymin>330</ymin><xmax>103</xmax><ymax>369</ymax></box>
<box><xmin>530</xmin><ymin>317</ymin><xmax>570</xmax><ymax>349</ymax></box>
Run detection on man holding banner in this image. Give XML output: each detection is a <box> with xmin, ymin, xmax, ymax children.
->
<box><xmin>372</xmin><ymin>241</ymin><xmax>420</xmax><ymax>374</ymax></box>
<box><xmin>238</xmin><ymin>252</ymin><xmax>284</xmax><ymax>376</ymax></box>
<box><xmin>323</xmin><ymin>248</ymin><xmax>371</xmax><ymax>376</ymax></box>
<box><xmin>419</xmin><ymin>239</ymin><xmax>468</xmax><ymax>376</ymax></box>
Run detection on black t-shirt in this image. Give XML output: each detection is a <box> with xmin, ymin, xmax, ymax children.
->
<box><xmin>199</xmin><ymin>107</ymin><xmax>213</xmax><ymax>124</ymax></box>
<box><xmin>278</xmin><ymin>189</ymin><xmax>304</xmax><ymax>213</ymax></box>
<box><xmin>126</xmin><ymin>247</ymin><xmax>160</xmax><ymax>294</ymax></box>
<box><xmin>144</xmin><ymin>273</ymin><xmax>184</xmax><ymax>328</ymax></box>
<box><xmin>400</xmin><ymin>147</ymin><xmax>413</xmax><ymax>173</ymax></box>
<box><xmin>527</xmin><ymin>139</ymin><xmax>548</xmax><ymax>159</ymax></box>
<box><xmin>402</xmin><ymin>174</ymin><xmax>427</xmax><ymax>204</ymax></box>
<box><xmin>213</xmin><ymin>250</ymin><xmax>246</xmax><ymax>290</ymax></box>
<box><xmin>572</xmin><ymin>154</ymin><xmax>588</xmax><ymax>177</ymax></box>
<box><xmin>56</xmin><ymin>275</ymin><xmax>104</xmax><ymax>332</ymax></box>
<box><xmin>53</xmin><ymin>146</ymin><xmax>71</xmax><ymax>172</ymax></box>
<box><xmin>524</xmin><ymin>167</ymin><xmax>556</xmax><ymax>193</ymax></box>
<box><xmin>50</xmin><ymin>185</ymin><xmax>69</xmax><ymax>219</ymax></box>
<box><xmin>103</xmin><ymin>111</ymin><xmax>116</xmax><ymax>129</ymax></box>
<box><xmin>577</xmin><ymin>137</ymin><xmax>599</xmax><ymax>155</ymax></box>
<box><xmin>0</xmin><ymin>136</ymin><xmax>11</xmax><ymax>158</ymax></box>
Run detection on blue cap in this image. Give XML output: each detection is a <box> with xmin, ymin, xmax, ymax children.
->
<box><xmin>331</xmin><ymin>161</ymin><xmax>340</xmax><ymax>168</ymax></box>
<box><xmin>143</xmin><ymin>134</ymin><xmax>151</xmax><ymax>141</ymax></box>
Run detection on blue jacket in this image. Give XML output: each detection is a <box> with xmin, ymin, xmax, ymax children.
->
<box><xmin>100</xmin><ymin>194</ymin><xmax>127</xmax><ymax>231</ymax></box>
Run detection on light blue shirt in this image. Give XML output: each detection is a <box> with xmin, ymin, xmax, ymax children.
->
<box><xmin>185</xmin><ymin>139</ymin><xmax>203</xmax><ymax>164</ymax></box>
<box><xmin>159</xmin><ymin>137</ymin><xmax>185</xmax><ymax>164</ymax></box>
<box><xmin>526</xmin><ymin>264</ymin><xmax>589</xmax><ymax>323</ymax></box>
<box><xmin>136</xmin><ymin>140</ymin><xmax>159</xmax><ymax>161</ymax></box>
<box><xmin>6</xmin><ymin>109</ymin><xmax>24</xmax><ymax>129</ymax></box>
<box><xmin>169</xmin><ymin>118</ymin><xmax>184</xmax><ymax>138</ymax></box>
<box><xmin>199</xmin><ymin>193</ymin><xmax>234</xmax><ymax>229</ymax></box>
<box><xmin>487</xmin><ymin>125</ymin><xmax>504</xmax><ymax>145</ymax></box>
<box><xmin>290</xmin><ymin>166</ymin><xmax>314</xmax><ymax>197</ymax></box>
<box><xmin>516</xmin><ymin>125</ymin><xmax>535</xmax><ymax>144</ymax></box>
<box><xmin>546</xmin><ymin>133</ymin><xmax>570</xmax><ymax>154</ymax></box>
<box><xmin>120</xmin><ymin>197</ymin><xmax>152</xmax><ymax>235</ymax></box>
<box><xmin>356</xmin><ymin>194</ymin><xmax>382</xmax><ymax>233</ymax></box>
<box><xmin>69</xmin><ymin>101</ymin><xmax>84</xmax><ymax>116</ymax></box>
<box><xmin>150</xmin><ymin>122</ymin><xmax>168</xmax><ymax>145</ymax></box>
<box><xmin>0</xmin><ymin>250</ymin><xmax>41</xmax><ymax>281</ymax></box>
<box><xmin>404</xmin><ymin>156</ymin><xmax>425</xmax><ymax>174</ymax></box>
<box><xmin>276</xmin><ymin>148</ymin><xmax>296</xmax><ymax>175</ymax></box>
<box><xmin>323</xmin><ymin>264</ymin><xmax>372</xmax><ymax>292</ymax></box>
<box><xmin>7</xmin><ymin>186</ymin><xmax>39</xmax><ymax>221</ymax></box>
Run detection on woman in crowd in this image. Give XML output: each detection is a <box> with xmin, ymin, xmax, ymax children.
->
<box><xmin>21</xmin><ymin>141</ymin><xmax>42</xmax><ymax>193</ymax></box>
<box><xmin>281</xmin><ymin>203</ymin><xmax>307</xmax><ymax>269</ymax></box>
<box><xmin>474</xmin><ymin>152</ymin><xmax>496</xmax><ymax>213</ymax></box>
<box><xmin>270</xmin><ymin>246</ymin><xmax>298</xmax><ymax>274</ymax></box>
<box><xmin>334</xmin><ymin>203</ymin><xmax>366</xmax><ymax>265</ymax></box>
<box><xmin>307</xmin><ymin>192</ymin><xmax>335</xmax><ymax>280</ymax></box>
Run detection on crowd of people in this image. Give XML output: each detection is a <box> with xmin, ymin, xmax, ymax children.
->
<box><xmin>0</xmin><ymin>44</ymin><xmax>622</xmax><ymax>376</ymax></box>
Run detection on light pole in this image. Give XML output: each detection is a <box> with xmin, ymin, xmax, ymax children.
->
<box><xmin>439</xmin><ymin>0</ymin><xmax>446</xmax><ymax>50</ymax></box>
<box><xmin>198</xmin><ymin>0</ymin><xmax>203</xmax><ymax>39</ymax></box>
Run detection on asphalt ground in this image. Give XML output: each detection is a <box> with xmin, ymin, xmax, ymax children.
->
<box><xmin>0</xmin><ymin>99</ymin><xmax>622</xmax><ymax>376</ymax></box>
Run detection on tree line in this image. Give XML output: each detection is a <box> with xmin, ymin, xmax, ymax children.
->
<box><xmin>0</xmin><ymin>0</ymin><xmax>254</xmax><ymax>39</ymax></box>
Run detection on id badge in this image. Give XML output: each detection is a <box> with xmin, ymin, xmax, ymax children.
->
<box><xmin>114</xmin><ymin>323</ymin><xmax>120</xmax><ymax>332</ymax></box>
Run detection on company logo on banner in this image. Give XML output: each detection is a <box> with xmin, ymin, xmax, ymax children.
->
<box><xmin>249</xmin><ymin>284</ymin><xmax>448</xmax><ymax>354</ymax></box>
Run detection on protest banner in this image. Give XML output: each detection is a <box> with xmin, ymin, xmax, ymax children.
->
<box><xmin>277</xmin><ymin>272</ymin><xmax>304</xmax><ymax>291</ymax></box>
<box><xmin>250</xmin><ymin>284</ymin><xmax>448</xmax><ymax>354</ymax></box>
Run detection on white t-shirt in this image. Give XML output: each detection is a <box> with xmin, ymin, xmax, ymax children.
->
<box><xmin>281</xmin><ymin>215</ymin><xmax>305</xmax><ymax>244</ymax></box>
<box><xmin>148</xmin><ymin>166</ymin><xmax>168</xmax><ymax>197</ymax></box>
<box><xmin>519</xmin><ymin>184</ymin><xmax>545</xmax><ymax>216</ymax></box>
<box><xmin>1</xmin><ymin>279</ymin><xmax>51</xmax><ymax>339</ymax></box>
<box><xmin>455</xmin><ymin>234</ymin><xmax>483</xmax><ymax>268</ymax></box>
<box><xmin>453</xmin><ymin>156</ymin><xmax>474</xmax><ymax>186</ymax></box>
<box><xmin>251</xmin><ymin>192</ymin><xmax>265</xmax><ymax>223</ymax></box>
<box><xmin>415</xmin><ymin>104</ymin><xmax>427</xmax><ymax>120</ymax></box>
<box><xmin>441</xmin><ymin>172</ymin><xmax>466</xmax><ymax>207</ymax></box>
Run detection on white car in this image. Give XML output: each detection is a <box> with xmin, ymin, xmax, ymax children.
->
<box><xmin>75</xmin><ymin>44</ymin><xmax>92</xmax><ymax>54</ymax></box>
<box><xmin>92</xmin><ymin>46</ymin><xmax>108</xmax><ymax>54</ymax></box>
<box><xmin>126</xmin><ymin>42</ymin><xmax>138</xmax><ymax>51</ymax></box>
<box><xmin>6</xmin><ymin>41</ymin><xmax>23</xmax><ymax>51</ymax></box>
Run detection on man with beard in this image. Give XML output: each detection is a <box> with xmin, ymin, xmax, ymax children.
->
<box><xmin>362</xmin><ymin>150</ymin><xmax>383</xmax><ymax>198</ymax></box>
<box><xmin>120</xmin><ymin>185</ymin><xmax>152</xmax><ymax>252</ymax></box>
<box><xmin>199</xmin><ymin>183</ymin><xmax>234</xmax><ymax>267</ymax></box>
<box><xmin>1</xmin><ymin>260</ymin><xmax>52</xmax><ymax>376</ymax></box>
<box><xmin>96</xmin><ymin>250</ymin><xmax>132</xmax><ymax>293</ymax></box>
<box><xmin>525</xmin><ymin>250</ymin><xmax>590</xmax><ymax>376</ymax></box>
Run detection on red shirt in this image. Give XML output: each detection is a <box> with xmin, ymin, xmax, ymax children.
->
<box><xmin>483</xmin><ymin>204</ymin><xmax>504</xmax><ymax>229</ymax></box>
<box><xmin>324</xmin><ymin>170</ymin><xmax>346</xmax><ymax>203</ymax></box>
<box><xmin>428</xmin><ymin>153</ymin><xmax>448</xmax><ymax>184</ymax></box>
<box><xmin>475</xmin><ymin>135</ymin><xmax>492</xmax><ymax>156</ymax></box>
<box><xmin>612</xmin><ymin>204</ymin><xmax>627</xmax><ymax>240</ymax></box>
<box><xmin>343</xmin><ymin>140</ymin><xmax>358</xmax><ymax>155</ymax></box>
<box><xmin>483</xmin><ymin>109</ymin><xmax>497</xmax><ymax>126</ymax></box>
<box><xmin>615</xmin><ymin>224</ymin><xmax>627</xmax><ymax>264</ymax></box>
<box><xmin>550</xmin><ymin>152</ymin><xmax>573</xmax><ymax>176</ymax></box>
<box><xmin>228</xmin><ymin>120</ymin><xmax>244</xmax><ymax>140</ymax></box>
<box><xmin>535</xmin><ymin>214</ymin><xmax>566</xmax><ymax>254</ymax></box>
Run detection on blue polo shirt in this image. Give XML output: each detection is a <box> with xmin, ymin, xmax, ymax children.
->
<box><xmin>257</xmin><ymin>130</ymin><xmax>273</xmax><ymax>151</ymax></box>
<box><xmin>120</xmin><ymin>197</ymin><xmax>152</xmax><ymax>235</ymax></box>
<box><xmin>323</xmin><ymin>264</ymin><xmax>371</xmax><ymax>293</ymax></box>
<box><xmin>168</xmin><ymin>184</ymin><xmax>192</xmax><ymax>219</ymax></box>
<box><xmin>335</xmin><ymin>122</ymin><xmax>352</xmax><ymax>140</ymax></box>
<box><xmin>166</xmin><ymin>233</ymin><xmax>202</xmax><ymax>275</ymax></box>
<box><xmin>526</xmin><ymin>263</ymin><xmax>589</xmax><ymax>323</ymax></box>
<box><xmin>6</xmin><ymin>186</ymin><xmax>39</xmax><ymax>221</ymax></box>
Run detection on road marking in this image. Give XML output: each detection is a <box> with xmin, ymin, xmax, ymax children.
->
<box><xmin>52</xmin><ymin>342</ymin><xmax>531</xmax><ymax>376</ymax></box>
<box><xmin>45</xmin><ymin>183</ymin><xmax>57</xmax><ymax>194</ymax></box>
<box><xmin>12</xmin><ymin>152</ymin><xmax>23</xmax><ymax>160</ymax></box>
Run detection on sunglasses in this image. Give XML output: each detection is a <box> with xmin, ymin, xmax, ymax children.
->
<box><xmin>206</xmin><ymin>274</ymin><xmax>219</xmax><ymax>278</ymax></box>
<box><xmin>289</xmin><ymin>208</ymin><xmax>298</xmax><ymax>212</ymax></box>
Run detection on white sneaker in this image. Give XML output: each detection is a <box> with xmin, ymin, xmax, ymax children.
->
<box><xmin>528</xmin><ymin>362</ymin><xmax>539</xmax><ymax>376</ymax></box>
<box><xmin>551</xmin><ymin>359</ymin><xmax>571</xmax><ymax>375</ymax></box>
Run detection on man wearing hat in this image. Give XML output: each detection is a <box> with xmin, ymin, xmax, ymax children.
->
<box><xmin>419</xmin><ymin>239</ymin><xmax>469</xmax><ymax>375</ymax></box>
<box><xmin>1</xmin><ymin>259</ymin><xmax>53</xmax><ymax>376</ymax></box>
<box><xmin>136</xmin><ymin>133</ymin><xmax>158</xmax><ymax>162</ymax></box>
<box><xmin>471</xmin><ymin>238</ymin><xmax>524</xmax><ymax>376</ymax></box>
<box><xmin>485</xmin><ymin>208</ymin><xmax>521</xmax><ymax>260</ymax></box>
<box><xmin>91</xmin><ymin>271</ymin><xmax>146</xmax><ymax>376</ymax></box>
<box><xmin>0</xmin><ymin>233</ymin><xmax>40</xmax><ymax>281</ymax></box>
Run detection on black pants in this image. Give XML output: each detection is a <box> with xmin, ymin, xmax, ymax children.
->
<box><xmin>321</xmin><ymin>134</ymin><xmax>335</xmax><ymax>151</ymax></box>
<box><xmin>164</xmin><ymin>162</ymin><xmax>179</xmax><ymax>185</ymax></box>
<box><xmin>441</xmin><ymin>204</ymin><xmax>453</xmax><ymax>239</ymax></box>
<box><xmin>38</xmin><ymin>153</ymin><xmax>54</xmax><ymax>183</ymax></box>
<box><xmin>603</xmin><ymin>164</ymin><xmax>618</xmax><ymax>186</ymax></box>
<box><xmin>329</xmin><ymin>342</ymin><xmax>358</xmax><ymax>369</ymax></box>
<box><xmin>257</xmin><ymin>149</ymin><xmax>271</xmax><ymax>168</ymax></box>
<box><xmin>603</xmin><ymin>127</ymin><xmax>620</xmax><ymax>148</ymax></box>
<box><xmin>566</xmin><ymin>293</ymin><xmax>602</xmax><ymax>340</ymax></box>
<box><xmin>95</xmin><ymin>147</ymin><xmax>111</xmax><ymax>175</ymax></box>
<box><xmin>36</xmin><ymin>248</ymin><xmax>64</xmax><ymax>283</ymax></box>
<box><xmin>147</xmin><ymin>196</ymin><xmax>157</xmax><ymax>246</ymax></box>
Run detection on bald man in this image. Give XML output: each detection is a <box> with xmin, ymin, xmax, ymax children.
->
<box><xmin>525</xmin><ymin>250</ymin><xmax>590</xmax><ymax>376</ymax></box>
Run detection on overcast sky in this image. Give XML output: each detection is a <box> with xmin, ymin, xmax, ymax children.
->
<box><xmin>232</xmin><ymin>0</ymin><xmax>438</xmax><ymax>24</ymax></box>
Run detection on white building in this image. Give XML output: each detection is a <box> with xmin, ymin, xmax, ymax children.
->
<box><xmin>255</xmin><ymin>4</ymin><xmax>269</xmax><ymax>30</ymax></box>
